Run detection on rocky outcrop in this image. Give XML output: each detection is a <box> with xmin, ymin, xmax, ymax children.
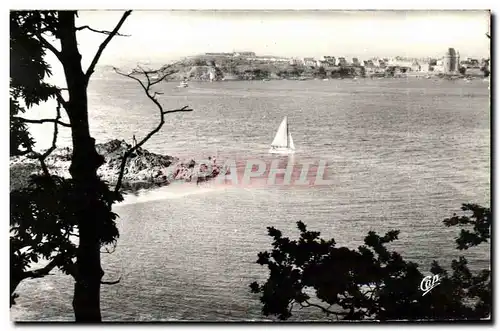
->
<box><xmin>10</xmin><ymin>139</ymin><xmax>223</xmax><ymax>192</ymax></box>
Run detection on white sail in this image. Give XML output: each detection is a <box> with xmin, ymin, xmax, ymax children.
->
<box><xmin>271</xmin><ymin>117</ymin><xmax>289</xmax><ymax>148</ymax></box>
<box><xmin>269</xmin><ymin>116</ymin><xmax>295</xmax><ymax>154</ymax></box>
<box><xmin>287</xmin><ymin>131</ymin><xmax>295</xmax><ymax>150</ymax></box>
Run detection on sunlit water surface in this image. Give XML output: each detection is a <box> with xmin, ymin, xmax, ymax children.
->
<box><xmin>12</xmin><ymin>71</ymin><xmax>490</xmax><ymax>321</ymax></box>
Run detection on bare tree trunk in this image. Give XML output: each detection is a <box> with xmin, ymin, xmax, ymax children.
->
<box><xmin>58</xmin><ymin>11</ymin><xmax>105</xmax><ymax>322</ymax></box>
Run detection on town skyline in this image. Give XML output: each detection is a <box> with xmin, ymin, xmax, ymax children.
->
<box><xmin>108</xmin><ymin>49</ymin><xmax>488</xmax><ymax>74</ymax></box>
<box><xmin>71</xmin><ymin>10</ymin><xmax>490</xmax><ymax>68</ymax></box>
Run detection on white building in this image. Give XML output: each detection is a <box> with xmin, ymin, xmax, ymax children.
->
<box><xmin>302</xmin><ymin>57</ymin><xmax>317</xmax><ymax>67</ymax></box>
<box><xmin>320</xmin><ymin>56</ymin><xmax>336</xmax><ymax>66</ymax></box>
<box><xmin>337</xmin><ymin>57</ymin><xmax>348</xmax><ymax>66</ymax></box>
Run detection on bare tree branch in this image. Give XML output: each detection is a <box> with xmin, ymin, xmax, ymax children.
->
<box><xmin>101</xmin><ymin>276</ymin><xmax>121</xmax><ymax>285</ymax></box>
<box><xmin>288</xmin><ymin>300</ymin><xmax>294</xmax><ymax>316</ymax></box>
<box><xmin>150</xmin><ymin>67</ymin><xmax>177</xmax><ymax>86</ymax></box>
<box><xmin>22</xmin><ymin>257</ymin><xmax>60</xmax><ymax>279</ymax></box>
<box><xmin>85</xmin><ymin>10</ymin><xmax>132</xmax><ymax>82</ymax></box>
<box><xmin>11</xmin><ymin>254</ymin><xmax>66</xmax><ymax>306</ymax></box>
<box><xmin>55</xmin><ymin>90</ymin><xmax>69</xmax><ymax>110</ymax></box>
<box><xmin>162</xmin><ymin>107</ymin><xmax>193</xmax><ymax>116</ymax></box>
<box><xmin>131</xmin><ymin>63</ymin><xmax>178</xmax><ymax>86</ymax></box>
<box><xmin>75</xmin><ymin>25</ymin><xmax>130</xmax><ymax>37</ymax></box>
<box><xmin>25</xmin><ymin>100</ymin><xmax>62</xmax><ymax>177</ymax></box>
<box><xmin>40</xmin><ymin>100</ymin><xmax>62</xmax><ymax>175</ymax></box>
<box><xmin>112</xmin><ymin>67</ymin><xmax>193</xmax><ymax>196</ymax></box>
<box><xmin>14</xmin><ymin>117</ymin><xmax>71</xmax><ymax>127</ymax></box>
<box><xmin>299</xmin><ymin>301</ymin><xmax>349</xmax><ymax>318</ymax></box>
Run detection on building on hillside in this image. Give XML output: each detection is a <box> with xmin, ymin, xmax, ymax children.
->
<box><xmin>320</xmin><ymin>56</ymin><xmax>336</xmax><ymax>66</ymax></box>
<box><xmin>388</xmin><ymin>59</ymin><xmax>422</xmax><ymax>72</ymax></box>
<box><xmin>363</xmin><ymin>60</ymin><xmax>376</xmax><ymax>68</ymax></box>
<box><xmin>208</xmin><ymin>69</ymin><xmax>216</xmax><ymax>82</ymax></box>
<box><xmin>418</xmin><ymin>60</ymin><xmax>430</xmax><ymax>72</ymax></box>
<box><xmin>443</xmin><ymin>48</ymin><xmax>460</xmax><ymax>73</ymax></box>
<box><xmin>302</xmin><ymin>57</ymin><xmax>317</xmax><ymax>67</ymax></box>
<box><xmin>410</xmin><ymin>60</ymin><xmax>422</xmax><ymax>72</ymax></box>
<box><xmin>461</xmin><ymin>57</ymin><xmax>480</xmax><ymax>68</ymax></box>
<box><xmin>432</xmin><ymin>58</ymin><xmax>445</xmax><ymax>72</ymax></box>
<box><xmin>388</xmin><ymin>58</ymin><xmax>412</xmax><ymax>67</ymax></box>
<box><xmin>272</xmin><ymin>57</ymin><xmax>290</xmax><ymax>63</ymax></box>
<box><xmin>337</xmin><ymin>57</ymin><xmax>348</xmax><ymax>66</ymax></box>
<box><xmin>205</xmin><ymin>52</ymin><xmax>233</xmax><ymax>57</ymax></box>
<box><xmin>411</xmin><ymin>61</ymin><xmax>421</xmax><ymax>72</ymax></box>
<box><xmin>255</xmin><ymin>56</ymin><xmax>290</xmax><ymax>63</ymax></box>
<box><xmin>233</xmin><ymin>51</ymin><xmax>256</xmax><ymax>57</ymax></box>
<box><xmin>258</xmin><ymin>57</ymin><xmax>272</xmax><ymax>62</ymax></box>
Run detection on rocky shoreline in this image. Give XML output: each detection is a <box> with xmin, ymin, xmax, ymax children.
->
<box><xmin>10</xmin><ymin>139</ymin><xmax>223</xmax><ymax>193</ymax></box>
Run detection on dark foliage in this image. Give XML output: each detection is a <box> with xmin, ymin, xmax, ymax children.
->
<box><xmin>480</xmin><ymin>65</ymin><xmax>490</xmax><ymax>78</ymax></box>
<box><xmin>385</xmin><ymin>66</ymin><xmax>396</xmax><ymax>78</ymax></box>
<box><xmin>10</xmin><ymin>11</ymin><xmax>60</xmax><ymax>156</ymax></box>
<box><xmin>360</xmin><ymin>66</ymin><xmax>366</xmax><ymax>78</ymax></box>
<box><xmin>277</xmin><ymin>68</ymin><xmax>304</xmax><ymax>79</ymax></box>
<box><xmin>251</xmin><ymin>203</ymin><xmax>491</xmax><ymax>321</ymax></box>
<box><xmin>314</xmin><ymin>66</ymin><xmax>327</xmax><ymax>79</ymax></box>
<box><xmin>331</xmin><ymin>67</ymin><xmax>355</xmax><ymax>78</ymax></box>
<box><xmin>443</xmin><ymin>204</ymin><xmax>490</xmax><ymax>250</ymax></box>
<box><xmin>9</xmin><ymin>10</ymin><xmax>130</xmax><ymax>321</ymax></box>
<box><xmin>10</xmin><ymin>10</ymin><xmax>193</xmax><ymax>321</ymax></box>
<box><xmin>10</xmin><ymin>174</ymin><xmax>122</xmax><ymax>305</ymax></box>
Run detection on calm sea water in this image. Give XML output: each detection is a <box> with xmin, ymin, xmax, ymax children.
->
<box><xmin>12</xmin><ymin>71</ymin><xmax>490</xmax><ymax>321</ymax></box>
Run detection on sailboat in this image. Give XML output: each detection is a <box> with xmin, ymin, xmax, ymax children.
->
<box><xmin>268</xmin><ymin>116</ymin><xmax>295</xmax><ymax>154</ymax></box>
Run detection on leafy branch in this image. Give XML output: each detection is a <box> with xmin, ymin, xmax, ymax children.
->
<box><xmin>250</xmin><ymin>204</ymin><xmax>491</xmax><ymax>321</ymax></box>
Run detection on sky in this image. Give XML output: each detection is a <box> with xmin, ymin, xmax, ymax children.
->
<box><xmin>68</xmin><ymin>10</ymin><xmax>491</xmax><ymax>68</ymax></box>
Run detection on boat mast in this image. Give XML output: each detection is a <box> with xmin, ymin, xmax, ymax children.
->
<box><xmin>285</xmin><ymin>116</ymin><xmax>289</xmax><ymax>148</ymax></box>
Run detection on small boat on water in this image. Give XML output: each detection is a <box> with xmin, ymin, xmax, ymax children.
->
<box><xmin>177</xmin><ymin>80</ymin><xmax>188</xmax><ymax>88</ymax></box>
<box><xmin>268</xmin><ymin>116</ymin><xmax>295</xmax><ymax>154</ymax></box>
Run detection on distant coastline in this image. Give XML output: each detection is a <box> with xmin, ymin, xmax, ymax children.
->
<box><xmin>141</xmin><ymin>54</ymin><xmax>489</xmax><ymax>83</ymax></box>
<box><xmin>162</xmin><ymin>73</ymin><xmax>488</xmax><ymax>82</ymax></box>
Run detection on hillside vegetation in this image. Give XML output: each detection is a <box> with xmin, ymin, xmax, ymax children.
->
<box><xmin>154</xmin><ymin>55</ymin><xmax>363</xmax><ymax>81</ymax></box>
